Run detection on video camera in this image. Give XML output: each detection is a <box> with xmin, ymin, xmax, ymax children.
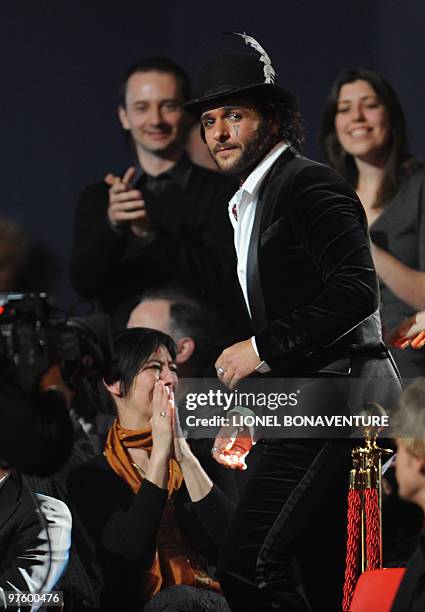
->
<box><xmin>0</xmin><ymin>292</ymin><xmax>113</xmax><ymax>475</ymax></box>
<box><xmin>0</xmin><ymin>292</ymin><xmax>112</xmax><ymax>394</ymax></box>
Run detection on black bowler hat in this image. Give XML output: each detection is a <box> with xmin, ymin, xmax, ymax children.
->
<box><xmin>184</xmin><ymin>32</ymin><xmax>297</xmax><ymax>117</ymax></box>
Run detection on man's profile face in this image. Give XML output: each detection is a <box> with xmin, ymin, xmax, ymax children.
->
<box><xmin>395</xmin><ymin>441</ymin><xmax>423</xmax><ymax>503</ymax></box>
<box><xmin>201</xmin><ymin>98</ymin><xmax>277</xmax><ymax>176</ymax></box>
<box><xmin>119</xmin><ymin>71</ymin><xmax>187</xmax><ymax>157</ymax></box>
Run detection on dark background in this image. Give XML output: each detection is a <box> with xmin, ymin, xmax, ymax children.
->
<box><xmin>1</xmin><ymin>0</ymin><xmax>424</xmax><ymax>309</ymax></box>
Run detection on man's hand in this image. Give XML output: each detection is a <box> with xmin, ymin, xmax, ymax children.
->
<box><xmin>211</xmin><ymin>422</ymin><xmax>254</xmax><ymax>470</ymax></box>
<box><xmin>105</xmin><ymin>166</ymin><xmax>152</xmax><ymax>237</ymax></box>
<box><xmin>215</xmin><ymin>339</ymin><xmax>261</xmax><ymax>389</ymax></box>
<box><xmin>388</xmin><ymin>310</ymin><xmax>425</xmax><ymax>350</ymax></box>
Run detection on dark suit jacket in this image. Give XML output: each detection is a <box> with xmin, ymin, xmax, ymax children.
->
<box><xmin>0</xmin><ymin>475</ymin><xmax>43</xmax><ymax>598</ymax></box>
<box><xmin>391</xmin><ymin>532</ymin><xmax>425</xmax><ymax>611</ymax></box>
<box><xmin>246</xmin><ymin>150</ymin><xmax>390</xmax><ymax>375</ymax></box>
<box><xmin>69</xmin><ymin>160</ymin><xmax>249</xmax><ymax>342</ymax></box>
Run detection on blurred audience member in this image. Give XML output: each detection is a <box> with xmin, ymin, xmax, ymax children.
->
<box><xmin>320</xmin><ymin>68</ymin><xmax>425</xmax><ymax>379</ymax></box>
<box><xmin>22</xmin><ymin>366</ymin><xmax>103</xmax><ymax>611</ymax></box>
<box><xmin>127</xmin><ymin>286</ymin><xmax>255</xmax><ymax>495</ymax></box>
<box><xmin>127</xmin><ymin>286</ymin><xmax>213</xmax><ymax>380</ymax></box>
<box><xmin>69</xmin><ymin>57</ymin><xmax>244</xmax><ymax>344</ymax></box>
<box><xmin>68</xmin><ymin>328</ymin><xmax>235</xmax><ymax>611</ymax></box>
<box><xmin>24</xmin><ymin>417</ymin><xmax>103</xmax><ymax>612</ymax></box>
<box><xmin>0</xmin><ymin>470</ymin><xmax>71</xmax><ymax>608</ymax></box>
<box><xmin>0</xmin><ymin>218</ymin><xmax>29</xmax><ymax>292</ymax></box>
<box><xmin>185</xmin><ymin>122</ymin><xmax>217</xmax><ymax>171</ymax></box>
<box><xmin>391</xmin><ymin>379</ymin><xmax>425</xmax><ymax>611</ymax></box>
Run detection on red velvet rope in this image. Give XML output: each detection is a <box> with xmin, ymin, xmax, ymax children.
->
<box><xmin>365</xmin><ymin>487</ymin><xmax>380</xmax><ymax>571</ymax></box>
<box><xmin>342</xmin><ymin>488</ymin><xmax>362</xmax><ymax>611</ymax></box>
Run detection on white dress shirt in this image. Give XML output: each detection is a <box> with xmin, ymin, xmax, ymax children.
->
<box><xmin>228</xmin><ymin>141</ymin><xmax>288</xmax><ymax>366</ymax></box>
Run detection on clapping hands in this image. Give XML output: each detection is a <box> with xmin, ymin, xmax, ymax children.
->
<box><xmin>105</xmin><ymin>166</ymin><xmax>152</xmax><ymax>237</ymax></box>
<box><xmin>150</xmin><ymin>382</ymin><xmax>192</xmax><ymax>464</ymax></box>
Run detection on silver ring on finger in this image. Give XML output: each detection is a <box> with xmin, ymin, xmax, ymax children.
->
<box><xmin>216</xmin><ymin>367</ymin><xmax>225</xmax><ymax>376</ymax></box>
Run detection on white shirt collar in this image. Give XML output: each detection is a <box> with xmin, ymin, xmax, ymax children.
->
<box><xmin>241</xmin><ymin>141</ymin><xmax>289</xmax><ymax>196</ymax></box>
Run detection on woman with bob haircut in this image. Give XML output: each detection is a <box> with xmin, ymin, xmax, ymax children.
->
<box><xmin>320</xmin><ymin>68</ymin><xmax>425</xmax><ymax>379</ymax></box>
<box><xmin>68</xmin><ymin>327</ymin><xmax>234</xmax><ymax>612</ymax></box>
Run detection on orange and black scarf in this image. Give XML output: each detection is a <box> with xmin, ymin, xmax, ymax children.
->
<box><xmin>104</xmin><ymin>420</ymin><xmax>220</xmax><ymax>598</ymax></box>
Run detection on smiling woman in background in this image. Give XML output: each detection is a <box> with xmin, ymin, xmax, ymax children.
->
<box><xmin>320</xmin><ymin>68</ymin><xmax>425</xmax><ymax>379</ymax></box>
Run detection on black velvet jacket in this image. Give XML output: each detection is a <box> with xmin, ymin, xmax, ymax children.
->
<box><xmin>248</xmin><ymin>150</ymin><xmax>384</xmax><ymax>374</ymax></box>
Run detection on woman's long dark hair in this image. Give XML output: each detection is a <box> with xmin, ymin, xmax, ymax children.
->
<box><xmin>101</xmin><ymin>328</ymin><xmax>177</xmax><ymax>411</ymax></box>
<box><xmin>320</xmin><ymin>67</ymin><xmax>418</xmax><ymax>208</ymax></box>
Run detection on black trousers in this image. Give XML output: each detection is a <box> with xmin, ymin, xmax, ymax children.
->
<box><xmin>218</xmin><ymin>439</ymin><xmax>352</xmax><ymax>612</ymax></box>
<box><xmin>144</xmin><ymin>586</ymin><xmax>232</xmax><ymax>611</ymax></box>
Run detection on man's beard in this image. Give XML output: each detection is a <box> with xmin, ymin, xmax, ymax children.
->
<box><xmin>211</xmin><ymin>120</ymin><xmax>276</xmax><ymax>177</ymax></box>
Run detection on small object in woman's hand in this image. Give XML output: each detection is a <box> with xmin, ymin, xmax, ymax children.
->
<box><xmin>411</xmin><ymin>331</ymin><xmax>425</xmax><ymax>349</ymax></box>
<box><xmin>388</xmin><ymin>311</ymin><xmax>425</xmax><ymax>350</ymax></box>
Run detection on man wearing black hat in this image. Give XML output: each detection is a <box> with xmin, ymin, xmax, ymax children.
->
<box><xmin>185</xmin><ymin>33</ymin><xmax>400</xmax><ymax>612</ymax></box>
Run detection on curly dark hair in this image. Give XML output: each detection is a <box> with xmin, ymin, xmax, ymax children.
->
<box><xmin>254</xmin><ymin>96</ymin><xmax>304</xmax><ymax>153</ymax></box>
<box><xmin>319</xmin><ymin>67</ymin><xmax>419</xmax><ymax>209</ymax></box>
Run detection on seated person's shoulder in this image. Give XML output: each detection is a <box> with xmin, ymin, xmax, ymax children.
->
<box><xmin>1</xmin><ymin>474</ymin><xmax>34</xmax><ymax>509</ymax></box>
<box><xmin>68</xmin><ymin>454</ymin><xmax>132</xmax><ymax>505</ymax></box>
<box><xmin>0</xmin><ymin>476</ymin><xmax>42</xmax><ymax>538</ymax></box>
<box><xmin>403</xmin><ymin>159</ymin><xmax>425</xmax><ymax>189</ymax></box>
<box><xmin>67</xmin><ymin>454</ymin><xmax>109</xmax><ymax>490</ymax></box>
